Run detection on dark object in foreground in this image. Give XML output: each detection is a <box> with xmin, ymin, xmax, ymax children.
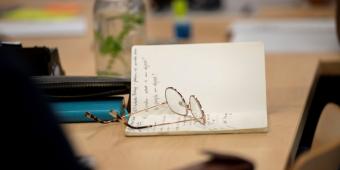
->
<box><xmin>179</xmin><ymin>151</ymin><xmax>254</xmax><ymax>170</ymax></box>
<box><xmin>0</xmin><ymin>43</ymin><xmax>90</xmax><ymax>169</ymax></box>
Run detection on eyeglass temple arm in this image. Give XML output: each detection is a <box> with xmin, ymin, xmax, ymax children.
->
<box><xmin>84</xmin><ymin>110</ymin><xmax>158</xmax><ymax>129</ymax></box>
<box><xmin>110</xmin><ymin>110</ymin><xmax>153</xmax><ymax>129</ymax></box>
<box><xmin>85</xmin><ymin>101</ymin><xmax>166</xmax><ymax>121</ymax></box>
<box><xmin>85</xmin><ymin>111</ymin><xmax>201</xmax><ymax>130</ymax></box>
<box><xmin>84</xmin><ymin>112</ymin><xmax>117</xmax><ymax>124</ymax></box>
<box><xmin>142</xmin><ymin>117</ymin><xmax>197</xmax><ymax>128</ymax></box>
<box><xmin>115</xmin><ymin>110</ymin><xmax>199</xmax><ymax>129</ymax></box>
<box><xmin>122</xmin><ymin>102</ymin><xmax>167</xmax><ymax>117</ymax></box>
<box><xmin>111</xmin><ymin>108</ymin><xmax>199</xmax><ymax>129</ymax></box>
<box><xmin>85</xmin><ymin>102</ymin><xmax>202</xmax><ymax>129</ymax></box>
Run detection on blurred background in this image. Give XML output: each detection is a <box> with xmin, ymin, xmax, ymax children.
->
<box><xmin>0</xmin><ymin>0</ymin><xmax>337</xmax><ymax>76</ymax></box>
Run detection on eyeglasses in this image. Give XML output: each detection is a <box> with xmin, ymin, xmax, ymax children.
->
<box><xmin>85</xmin><ymin>87</ymin><xmax>206</xmax><ymax>129</ymax></box>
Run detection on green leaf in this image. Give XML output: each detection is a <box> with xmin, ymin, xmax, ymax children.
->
<box><xmin>110</xmin><ymin>39</ymin><xmax>122</xmax><ymax>57</ymax></box>
<box><xmin>100</xmin><ymin>36</ymin><xmax>114</xmax><ymax>54</ymax></box>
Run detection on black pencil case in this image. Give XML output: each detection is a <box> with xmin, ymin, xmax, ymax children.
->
<box><xmin>32</xmin><ymin>76</ymin><xmax>131</xmax><ymax>99</ymax></box>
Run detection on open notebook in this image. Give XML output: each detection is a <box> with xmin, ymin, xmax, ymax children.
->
<box><xmin>127</xmin><ymin>42</ymin><xmax>267</xmax><ymax>136</ymax></box>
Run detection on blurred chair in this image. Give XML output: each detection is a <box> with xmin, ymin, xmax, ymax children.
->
<box><xmin>311</xmin><ymin>103</ymin><xmax>340</xmax><ymax>150</ymax></box>
<box><xmin>291</xmin><ymin>103</ymin><xmax>340</xmax><ymax>170</ymax></box>
<box><xmin>297</xmin><ymin>62</ymin><xmax>340</xmax><ymax>157</ymax></box>
<box><xmin>291</xmin><ymin>140</ymin><xmax>340</xmax><ymax>170</ymax></box>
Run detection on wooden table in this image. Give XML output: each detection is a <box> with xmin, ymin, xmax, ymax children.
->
<box><xmin>62</xmin><ymin>53</ymin><xmax>340</xmax><ymax>170</ymax></box>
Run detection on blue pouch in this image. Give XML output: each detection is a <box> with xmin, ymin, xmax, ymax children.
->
<box><xmin>33</xmin><ymin>76</ymin><xmax>131</xmax><ymax>123</ymax></box>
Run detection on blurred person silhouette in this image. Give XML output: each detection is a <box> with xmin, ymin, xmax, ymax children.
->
<box><xmin>0</xmin><ymin>44</ymin><xmax>92</xmax><ymax>170</ymax></box>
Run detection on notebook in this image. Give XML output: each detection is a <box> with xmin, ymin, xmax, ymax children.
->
<box><xmin>127</xmin><ymin>42</ymin><xmax>267</xmax><ymax>136</ymax></box>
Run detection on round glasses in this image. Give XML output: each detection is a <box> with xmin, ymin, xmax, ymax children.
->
<box><xmin>164</xmin><ymin>87</ymin><xmax>206</xmax><ymax>125</ymax></box>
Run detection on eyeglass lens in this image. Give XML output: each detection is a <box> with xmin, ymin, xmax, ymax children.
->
<box><xmin>189</xmin><ymin>96</ymin><xmax>205</xmax><ymax>124</ymax></box>
<box><xmin>165</xmin><ymin>87</ymin><xmax>187</xmax><ymax>116</ymax></box>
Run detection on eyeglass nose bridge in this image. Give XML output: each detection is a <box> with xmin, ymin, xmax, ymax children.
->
<box><xmin>178</xmin><ymin>101</ymin><xmax>190</xmax><ymax>110</ymax></box>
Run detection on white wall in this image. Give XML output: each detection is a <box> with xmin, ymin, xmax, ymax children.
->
<box><xmin>222</xmin><ymin>0</ymin><xmax>302</xmax><ymax>14</ymax></box>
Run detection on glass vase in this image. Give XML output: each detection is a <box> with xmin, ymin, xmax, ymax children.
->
<box><xmin>94</xmin><ymin>0</ymin><xmax>145</xmax><ymax>76</ymax></box>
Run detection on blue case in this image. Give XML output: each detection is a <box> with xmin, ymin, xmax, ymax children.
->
<box><xmin>52</xmin><ymin>97</ymin><xmax>124</xmax><ymax>123</ymax></box>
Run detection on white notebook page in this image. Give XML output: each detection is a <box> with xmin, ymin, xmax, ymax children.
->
<box><xmin>127</xmin><ymin>42</ymin><xmax>267</xmax><ymax>136</ymax></box>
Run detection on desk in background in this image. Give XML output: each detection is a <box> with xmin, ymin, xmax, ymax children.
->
<box><xmin>0</xmin><ymin>1</ymin><xmax>335</xmax><ymax>75</ymax></box>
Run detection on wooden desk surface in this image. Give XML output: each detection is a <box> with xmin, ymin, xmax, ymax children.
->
<box><xmin>62</xmin><ymin>53</ymin><xmax>340</xmax><ymax>170</ymax></box>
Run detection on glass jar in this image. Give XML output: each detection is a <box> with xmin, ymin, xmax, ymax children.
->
<box><xmin>94</xmin><ymin>0</ymin><xmax>145</xmax><ymax>76</ymax></box>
